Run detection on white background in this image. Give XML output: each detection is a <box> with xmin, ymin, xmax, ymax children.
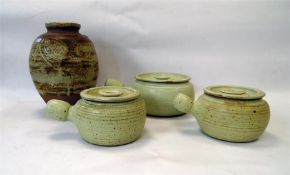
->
<box><xmin>0</xmin><ymin>0</ymin><xmax>290</xmax><ymax>175</ymax></box>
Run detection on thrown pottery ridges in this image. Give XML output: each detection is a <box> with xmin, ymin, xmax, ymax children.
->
<box><xmin>194</xmin><ymin>94</ymin><xmax>270</xmax><ymax>142</ymax></box>
<box><xmin>47</xmin><ymin>86</ymin><xmax>146</xmax><ymax>146</ymax></box>
<box><xmin>173</xmin><ymin>85</ymin><xmax>270</xmax><ymax>142</ymax></box>
<box><xmin>70</xmin><ymin>98</ymin><xmax>146</xmax><ymax>145</ymax></box>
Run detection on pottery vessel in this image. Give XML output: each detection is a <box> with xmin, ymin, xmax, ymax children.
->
<box><xmin>29</xmin><ymin>22</ymin><xmax>98</xmax><ymax>105</ymax></box>
<box><xmin>173</xmin><ymin>85</ymin><xmax>270</xmax><ymax>142</ymax></box>
<box><xmin>46</xmin><ymin>86</ymin><xmax>146</xmax><ymax>146</ymax></box>
<box><xmin>106</xmin><ymin>72</ymin><xmax>194</xmax><ymax>117</ymax></box>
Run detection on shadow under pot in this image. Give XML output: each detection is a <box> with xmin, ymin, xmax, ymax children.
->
<box><xmin>173</xmin><ymin>85</ymin><xmax>270</xmax><ymax>142</ymax></box>
<box><xmin>46</xmin><ymin>86</ymin><xmax>146</xmax><ymax>146</ymax></box>
<box><xmin>106</xmin><ymin>72</ymin><xmax>194</xmax><ymax>117</ymax></box>
<box><xmin>29</xmin><ymin>22</ymin><xmax>99</xmax><ymax>105</ymax></box>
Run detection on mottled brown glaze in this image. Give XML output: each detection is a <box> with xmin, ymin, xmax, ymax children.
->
<box><xmin>29</xmin><ymin>22</ymin><xmax>98</xmax><ymax>105</ymax></box>
<box><xmin>41</xmin><ymin>93</ymin><xmax>80</xmax><ymax>105</ymax></box>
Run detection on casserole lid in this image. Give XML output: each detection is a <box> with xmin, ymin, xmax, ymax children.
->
<box><xmin>136</xmin><ymin>72</ymin><xmax>190</xmax><ymax>83</ymax></box>
<box><xmin>80</xmin><ymin>86</ymin><xmax>140</xmax><ymax>102</ymax></box>
<box><xmin>204</xmin><ymin>85</ymin><xmax>265</xmax><ymax>100</ymax></box>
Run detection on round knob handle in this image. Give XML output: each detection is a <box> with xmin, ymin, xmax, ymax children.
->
<box><xmin>219</xmin><ymin>88</ymin><xmax>245</xmax><ymax>95</ymax></box>
<box><xmin>154</xmin><ymin>74</ymin><xmax>170</xmax><ymax>80</ymax></box>
<box><xmin>99</xmin><ymin>89</ymin><xmax>123</xmax><ymax>97</ymax></box>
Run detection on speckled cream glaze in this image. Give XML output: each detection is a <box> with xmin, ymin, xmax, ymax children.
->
<box><xmin>105</xmin><ymin>73</ymin><xmax>194</xmax><ymax>117</ymax></box>
<box><xmin>173</xmin><ymin>86</ymin><xmax>270</xmax><ymax>142</ymax></box>
<box><xmin>47</xmin><ymin>97</ymin><xmax>146</xmax><ymax>146</ymax></box>
<box><xmin>193</xmin><ymin>94</ymin><xmax>270</xmax><ymax>142</ymax></box>
<box><xmin>29</xmin><ymin>22</ymin><xmax>98</xmax><ymax>104</ymax></box>
<box><xmin>133</xmin><ymin>80</ymin><xmax>194</xmax><ymax>116</ymax></box>
<box><xmin>70</xmin><ymin>98</ymin><xmax>146</xmax><ymax>146</ymax></box>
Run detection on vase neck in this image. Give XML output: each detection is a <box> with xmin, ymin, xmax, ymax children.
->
<box><xmin>45</xmin><ymin>22</ymin><xmax>80</xmax><ymax>33</ymax></box>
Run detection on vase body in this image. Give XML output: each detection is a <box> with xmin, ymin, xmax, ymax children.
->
<box><xmin>29</xmin><ymin>22</ymin><xmax>98</xmax><ymax>104</ymax></box>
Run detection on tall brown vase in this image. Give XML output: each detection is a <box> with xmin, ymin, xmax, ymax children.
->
<box><xmin>29</xmin><ymin>22</ymin><xmax>98</xmax><ymax>105</ymax></box>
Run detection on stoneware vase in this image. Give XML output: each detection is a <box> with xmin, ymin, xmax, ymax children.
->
<box><xmin>46</xmin><ymin>86</ymin><xmax>146</xmax><ymax>146</ymax></box>
<box><xmin>106</xmin><ymin>72</ymin><xmax>194</xmax><ymax>117</ymax></box>
<box><xmin>29</xmin><ymin>22</ymin><xmax>98</xmax><ymax>105</ymax></box>
<box><xmin>173</xmin><ymin>85</ymin><xmax>270</xmax><ymax>142</ymax></box>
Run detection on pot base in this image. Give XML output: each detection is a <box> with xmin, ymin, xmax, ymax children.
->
<box><xmin>200</xmin><ymin>129</ymin><xmax>260</xmax><ymax>143</ymax></box>
<box><xmin>82</xmin><ymin>135</ymin><xmax>142</xmax><ymax>147</ymax></box>
<box><xmin>147</xmin><ymin>113</ymin><xmax>186</xmax><ymax>118</ymax></box>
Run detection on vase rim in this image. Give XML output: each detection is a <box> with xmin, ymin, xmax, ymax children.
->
<box><xmin>45</xmin><ymin>22</ymin><xmax>81</xmax><ymax>29</ymax></box>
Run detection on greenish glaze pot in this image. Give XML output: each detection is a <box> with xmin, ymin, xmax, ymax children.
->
<box><xmin>29</xmin><ymin>22</ymin><xmax>98</xmax><ymax>105</ymax></box>
<box><xmin>106</xmin><ymin>72</ymin><xmax>194</xmax><ymax>117</ymax></box>
<box><xmin>173</xmin><ymin>85</ymin><xmax>270</xmax><ymax>142</ymax></box>
<box><xmin>47</xmin><ymin>86</ymin><xmax>146</xmax><ymax>146</ymax></box>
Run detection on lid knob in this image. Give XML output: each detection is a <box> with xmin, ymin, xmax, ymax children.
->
<box><xmin>219</xmin><ymin>88</ymin><xmax>246</xmax><ymax>95</ymax></box>
<box><xmin>154</xmin><ymin>74</ymin><xmax>170</xmax><ymax>80</ymax></box>
<box><xmin>99</xmin><ymin>89</ymin><xmax>123</xmax><ymax>97</ymax></box>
